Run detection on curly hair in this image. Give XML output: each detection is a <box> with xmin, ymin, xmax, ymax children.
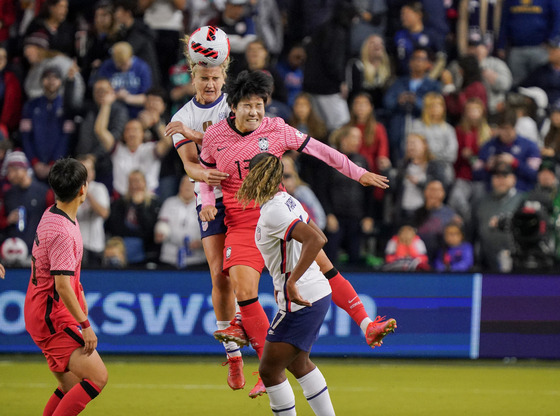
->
<box><xmin>236</xmin><ymin>153</ymin><xmax>283</xmax><ymax>207</ymax></box>
<box><xmin>226</xmin><ymin>70</ymin><xmax>274</xmax><ymax>108</ymax></box>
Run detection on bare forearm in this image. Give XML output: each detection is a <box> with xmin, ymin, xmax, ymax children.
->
<box><xmin>94</xmin><ymin>104</ymin><xmax>115</xmax><ymax>151</ymax></box>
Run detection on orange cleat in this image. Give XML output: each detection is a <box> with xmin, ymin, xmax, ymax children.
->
<box><xmin>248</xmin><ymin>375</ymin><xmax>266</xmax><ymax>399</ymax></box>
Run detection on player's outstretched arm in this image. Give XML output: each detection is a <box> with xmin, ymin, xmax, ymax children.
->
<box><xmin>55</xmin><ymin>275</ymin><xmax>97</xmax><ymax>355</ymax></box>
<box><xmin>165</xmin><ymin>121</ymin><xmax>204</xmax><ymax>145</ymax></box>
<box><xmin>358</xmin><ymin>171</ymin><xmax>390</xmax><ymax>188</ymax></box>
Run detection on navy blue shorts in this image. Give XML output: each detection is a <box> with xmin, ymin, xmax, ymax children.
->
<box><xmin>197</xmin><ymin>198</ymin><xmax>227</xmax><ymax>238</ymax></box>
<box><xmin>266</xmin><ymin>294</ymin><xmax>332</xmax><ymax>352</ymax></box>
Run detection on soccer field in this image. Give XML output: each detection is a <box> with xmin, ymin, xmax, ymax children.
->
<box><xmin>1</xmin><ymin>355</ymin><xmax>559</xmax><ymax>415</ymax></box>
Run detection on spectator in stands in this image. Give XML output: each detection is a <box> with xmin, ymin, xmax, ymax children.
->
<box><xmin>275</xmin><ymin>43</ymin><xmax>306</xmax><ymax>108</ymax></box>
<box><xmin>81</xmin><ymin>0</ymin><xmax>115</xmax><ymax>84</ymax></box>
<box><xmin>410</xmin><ymin>92</ymin><xmax>457</xmax><ymax>188</ymax></box>
<box><xmin>383</xmin><ymin>47</ymin><xmax>441</xmax><ymax>163</ymax></box>
<box><xmin>25</xmin><ymin>0</ymin><xmax>76</xmax><ymax>58</ymax></box>
<box><xmin>96</xmin><ymin>41</ymin><xmax>152</xmax><ymax>118</ymax></box>
<box><xmin>319</xmin><ymin>125</ymin><xmax>373</xmax><ymax>266</ymax></box>
<box><xmin>497</xmin><ymin>0</ymin><xmax>560</xmax><ymax>87</ymax></box>
<box><xmin>393</xmin><ymin>1</ymin><xmax>446</xmax><ymax>78</ymax></box>
<box><xmin>389</xmin><ymin>132</ymin><xmax>450</xmax><ymax>226</ymax></box>
<box><xmin>441</xmin><ymin>54</ymin><xmax>488</xmax><ymax>125</ymax></box>
<box><xmin>383</xmin><ymin>224</ymin><xmax>429</xmax><ymax>271</ymax></box>
<box><xmin>113</xmin><ymin>0</ymin><xmax>161</xmax><ymax>86</ymax></box>
<box><xmin>302</xmin><ymin>1</ymin><xmax>358</xmax><ymax>131</ymax></box>
<box><xmin>20</xmin><ymin>66</ymin><xmax>74</xmax><ymax>181</ymax></box>
<box><xmin>76</xmin><ymin>154</ymin><xmax>110</xmax><ymax>267</ymax></box>
<box><xmin>96</xmin><ymin>115</ymin><xmax>172</xmax><ymax>197</ymax></box>
<box><xmin>520</xmin><ymin>38</ymin><xmax>560</xmax><ymax>111</ymax></box>
<box><xmin>0</xmin><ymin>1</ymin><xmax>16</xmax><ymax>45</ymax></box>
<box><xmin>141</xmin><ymin>0</ymin><xmax>185</xmax><ymax>89</ymax></box>
<box><xmin>102</xmin><ymin>236</ymin><xmax>127</xmax><ymax>268</ymax></box>
<box><xmin>22</xmin><ymin>31</ymin><xmax>85</xmax><ymax>103</ymax></box>
<box><xmin>456</xmin><ymin>0</ymin><xmax>503</xmax><ymax>56</ymax></box>
<box><xmin>252</xmin><ymin>0</ymin><xmax>284</xmax><ymax>59</ymax></box>
<box><xmin>207</xmin><ymin>0</ymin><xmax>257</xmax><ymax>77</ymax></box>
<box><xmin>448</xmin><ymin>97</ymin><xmax>492</xmax><ymax>221</ymax></box>
<box><xmin>473</xmin><ymin>110</ymin><xmax>541</xmax><ymax>192</ymax></box>
<box><xmin>0</xmin><ymin>151</ymin><xmax>54</xmax><ymax>251</ymax></box>
<box><xmin>243</xmin><ymin>39</ymin><xmax>287</xmax><ymax>104</ymax></box>
<box><xmin>155</xmin><ymin>175</ymin><xmax>206</xmax><ymax>268</ymax></box>
<box><xmin>138</xmin><ymin>87</ymin><xmax>183</xmax><ymax>200</ymax></box>
<box><xmin>106</xmin><ymin>169</ymin><xmax>162</xmax><ymax>265</ymax></box>
<box><xmin>0</xmin><ymin>45</ymin><xmax>22</xmax><ymax>138</ymax></box>
<box><xmin>433</xmin><ymin>222</ymin><xmax>474</xmax><ymax>272</ymax></box>
<box><xmin>511</xmin><ymin>87</ymin><xmax>548</xmax><ymax>145</ymax></box>
<box><xmin>69</xmin><ymin>77</ymin><xmax>129</xmax><ymax>193</ymax></box>
<box><xmin>347</xmin><ymin>34</ymin><xmax>392</xmax><ymax>113</ymax></box>
<box><xmin>350</xmin><ymin>0</ymin><xmax>388</xmax><ymax>57</ymax></box>
<box><xmin>474</xmin><ymin>161</ymin><xmax>526</xmax><ymax>271</ymax></box>
<box><xmin>281</xmin><ymin>156</ymin><xmax>326</xmax><ymax>230</ymax></box>
<box><xmin>542</xmin><ymin>100</ymin><xmax>560</xmax><ymax>163</ymax></box>
<box><xmin>466</xmin><ymin>34</ymin><xmax>512</xmax><ymax>123</ymax></box>
<box><xmin>168</xmin><ymin>52</ymin><xmax>196</xmax><ymax>114</ymax></box>
<box><xmin>413</xmin><ymin>179</ymin><xmax>462</xmax><ymax>263</ymax></box>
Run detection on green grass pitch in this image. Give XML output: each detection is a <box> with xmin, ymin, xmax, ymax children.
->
<box><xmin>1</xmin><ymin>354</ymin><xmax>559</xmax><ymax>415</ymax></box>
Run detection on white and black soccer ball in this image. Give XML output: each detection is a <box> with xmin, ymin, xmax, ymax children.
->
<box><xmin>188</xmin><ymin>26</ymin><xmax>231</xmax><ymax>67</ymax></box>
<box><xmin>1</xmin><ymin>237</ymin><xmax>29</xmax><ymax>266</ymax></box>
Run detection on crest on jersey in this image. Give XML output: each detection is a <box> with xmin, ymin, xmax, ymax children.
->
<box><xmin>285</xmin><ymin>197</ymin><xmax>297</xmax><ymax>211</ymax></box>
<box><xmin>256</xmin><ymin>226</ymin><xmax>261</xmax><ymax>241</ymax></box>
<box><xmin>258</xmin><ymin>137</ymin><xmax>269</xmax><ymax>151</ymax></box>
<box><xmin>226</xmin><ymin>246</ymin><xmax>232</xmax><ymax>259</ymax></box>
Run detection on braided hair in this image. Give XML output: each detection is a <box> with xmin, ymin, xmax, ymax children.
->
<box><xmin>236</xmin><ymin>153</ymin><xmax>283</xmax><ymax>207</ymax></box>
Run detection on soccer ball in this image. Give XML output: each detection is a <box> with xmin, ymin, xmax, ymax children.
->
<box><xmin>1</xmin><ymin>237</ymin><xmax>29</xmax><ymax>266</ymax></box>
<box><xmin>188</xmin><ymin>26</ymin><xmax>231</xmax><ymax>67</ymax></box>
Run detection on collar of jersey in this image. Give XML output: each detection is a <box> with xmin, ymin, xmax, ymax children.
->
<box><xmin>192</xmin><ymin>93</ymin><xmax>225</xmax><ymax>109</ymax></box>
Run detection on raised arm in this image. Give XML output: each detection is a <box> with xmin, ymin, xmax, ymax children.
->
<box><xmin>94</xmin><ymin>90</ymin><xmax>117</xmax><ymax>152</ymax></box>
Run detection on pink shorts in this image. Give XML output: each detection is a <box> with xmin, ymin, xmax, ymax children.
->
<box><xmin>33</xmin><ymin>325</ymin><xmax>84</xmax><ymax>372</ymax></box>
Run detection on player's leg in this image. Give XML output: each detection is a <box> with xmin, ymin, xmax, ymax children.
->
<box><xmin>44</xmin><ymin>372</ymin><xmax>80</xmax><ymax>416</ymax></box>
<box><xmin>260</xmin><ymin>341</ymin><xmax>299</xmax><ymax>414</ymax></box>
<box><xmin>202</xmin><ymin>233</ymin><xmax>245</xmax><ymax>389</ymax></box>
<box><xmin>289</xmin><ymin>353</ymin><xmax>335</xmax><ymax>416</ymax></box>
<box><xmin>315</xmin><ymin>249</ymin><xmax>397</xmax><ymax>347</ymax></box>
<box><xmin>51</xmin><ymin>349</ymin><xmax>107</xmax><ymax>416</ymax></box>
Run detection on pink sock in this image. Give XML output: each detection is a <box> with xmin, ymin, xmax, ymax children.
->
<box><xmin>52</xmin><ymin>379</ymin><xmax>101</xmax><ymax>416</ymax></box>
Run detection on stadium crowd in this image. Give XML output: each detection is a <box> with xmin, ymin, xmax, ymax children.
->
<box><xmin>1</xmin><ymin>0</ymin><xmax>560</xmax><ymax>273</ymax></box>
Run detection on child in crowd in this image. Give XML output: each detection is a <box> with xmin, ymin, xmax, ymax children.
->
<box><xmin>434</xmin><ymin>223</ymin><xmax>474</xmax><ymax>272</ymax></box>
<box><xmin>383</xmin><ymin>225</ymin><xmax>429</xmax><ymax>271</ymax></box>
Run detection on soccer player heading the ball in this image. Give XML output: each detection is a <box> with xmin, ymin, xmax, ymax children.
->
<box><xmin>24</xmin><ymin>158</ymin><xmax>108</xmax><ymax>416</ymax></box>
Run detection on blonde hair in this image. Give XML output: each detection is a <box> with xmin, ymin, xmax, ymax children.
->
<box><xmin>360</xmin><ymin>35</ymin><xmax>391</xmax><ymax>87</ymax></box>
<box><xmin>181</xmin><ymin>34</ymin><xmax>231</xmax><ymax>79</ymax></box>
<box><xmin>459</xmin><ymin>97</ymin><xmax>492</xmax><ymax>146</ymax></box>
<box><xmin>406</xmin><ymin>132</ymin><xmax>434</xmax><ymax>162</ymax></box>
<box><xmin>236</xmin><ymin>154</ymin><xmax>283</xmax><ymax>207</ymax></box>
<box><xmin>112</xmin><ymin>41</ymin><xmax>133</xmax><ymax>66</ymax></box>
<box><xmin>421</xmin><ymin>92</ymin><xmax>446</xmax><ymax>126</ymax></box>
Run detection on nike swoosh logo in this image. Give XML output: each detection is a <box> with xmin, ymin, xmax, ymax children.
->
<box><xmin>348</xmin><ymin>296</ymin><xmax>358</xmax><ymax>303</ymax></box>
<box><xmin>217</xmin><ymin>147</ymin><xmax>227</xmax><ymax>151</ymax></box>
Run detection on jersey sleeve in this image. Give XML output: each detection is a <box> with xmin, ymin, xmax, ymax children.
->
<box><xmin>48</xmin><ymin>232</ymin><xmax>79</xmax><ymax>276</ymax></box>
<box><xmin>171</xmin><ymin>106</ymin><xmax>193</xmax><ymax>150</ymax></box>
<box><xmin>278</xmin><ymin>118</ymin><xmax>309</xmax><ymax>151</ymax></box>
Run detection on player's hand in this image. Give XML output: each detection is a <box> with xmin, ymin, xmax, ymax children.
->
<box><xmin>359</xmin><ymin>172</ymin><xmax>389</xmax><ymax>189</ymax></box>
<box><xmin>81</xmin><ymin>327</ymin><xmax>97</xmax><ymax>356</ymax></box>
<box><xmin>0</xmin><ymin>263</ymin><xmax>5</xmax><ymax>279</ymax></box>
<box><xmin>201</xmin><ymin>169</ymin><xmax>229</xmax><ymax>186</ymax></box>
<box><xmin>165</xmin><ymin>121</ymin><xmax>203</xmax><ymax>144</ymax></box>
<box><xmin>286</xmin><ymin>279</ymin><xmax>311</xmax><ymax>307</ymax></box>
<box><xmin>199</xmin><ymin>205</ymin><xmax>217</xmax><ymax>222</ymax></box>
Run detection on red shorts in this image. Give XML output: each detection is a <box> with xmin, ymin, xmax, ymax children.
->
<box><xmin>223</xmin><ymin>226</ymin><xmax>264</xmax><ymax>275</ymax></box>
<box><xmin>32</xmin><ymin>325</ymin><xmax>84</xmax><ymax>372</ymax></box>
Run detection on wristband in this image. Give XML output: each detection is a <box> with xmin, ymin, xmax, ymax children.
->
<box><xmin>79</xmin><ymin>319</ymin><xmax>90</xmax><ymax>329</ymax></box>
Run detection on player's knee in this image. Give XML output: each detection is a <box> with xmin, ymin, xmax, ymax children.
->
<box><xmin>92</xmin><ymin>368</ymin><xmax>109</xmax><ymax>390</ymax></box>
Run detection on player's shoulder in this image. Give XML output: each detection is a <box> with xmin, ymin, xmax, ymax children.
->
<box><xmin>261</xmin><ymin>192</ymin><xmax>293</xmax><ymax>219</ymax></box>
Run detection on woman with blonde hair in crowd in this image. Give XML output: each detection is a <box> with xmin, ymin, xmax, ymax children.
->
<box><xmin>448</xmin><ymin>97</ymin><xmax>491</xmax><ymax>221</ymax></box>
<box><xmin>411</xmin><ymin>92</ymin><xmax>457</xmax><ymax>188</ymax></box>
<box><xmin>347</xmin><ymin>34</ymin><xmax>392</xmax><ymax>111</ymax></box>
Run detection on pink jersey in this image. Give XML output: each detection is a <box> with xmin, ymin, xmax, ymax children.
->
<box><xmin>199</xmin><ymin>117</ymin><xmax>308</xmax><ymax>225</ymax></box>
<box><xmin>24</xmin><ymin>205</ymin><xmax>84</xmax><ymax>340</ymax></box>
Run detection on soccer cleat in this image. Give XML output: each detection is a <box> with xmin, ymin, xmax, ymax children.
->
<box><xmin>366</xmin><ymin>316</ymin><xmax>397</xmax><ymax>348</ymax></box>
<box><xmin>223</xmin><ymin>356</ymin><xmax>245</xmax><ymax>390</ymax></box>
<box><xmin>248</xmin><ymin>375</ymin><xmax>266</xmax><ymax>399</ymax></box>
<box><xmin>214</xmin><ymin>317</ymin><xmax>250</xmax><ymax>347</ymax></box>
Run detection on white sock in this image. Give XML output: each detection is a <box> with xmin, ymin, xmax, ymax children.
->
<box><xmin>359</xmin><ymin>317</ymin><xmax>373</xmax><ymax>335</ymax></box>
<box><xmin>267</xmin><ymin>379</ymin><xmax>296</xmax><ymax>415</ymax></box>
<box><xmin>297</xmin><ymin>367</ymin><xmax>335</xmax><ymax>416</ymax></box>
<box><xmin>217</xmin><ymin>320</ymin><xmax>242</xmax><ymax>358</ymax></box>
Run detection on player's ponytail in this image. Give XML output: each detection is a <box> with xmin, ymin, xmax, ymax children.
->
<box><xmin>236</xmin><ymin>153</ymin><xmax>283</xmax><ymax>207</ymax></box>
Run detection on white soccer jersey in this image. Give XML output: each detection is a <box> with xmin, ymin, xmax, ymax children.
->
<box><xmin>171</xmin><ymin>93</ymin><xmax>230</xmax><ymax>203</ymax></box>
<box><xmin>256</xmin><ymin>191</ymin><xmax>331</xmax><ymax>312</ymax></box>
